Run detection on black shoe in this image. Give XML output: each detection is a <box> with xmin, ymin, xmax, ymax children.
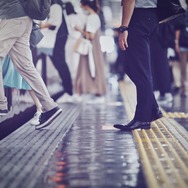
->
<box><xmin>0</xmin><ymin>109</ymin><xmax>9</xmax><ymax>116</ymax></box>
<box><xmin>35</xmin><ymin>106</ymin><xmax>62</xmax><ymax>130</ymax></box>
<box><xmin>113</xmin><ymin>119</ymin><xmax>150</xmax><ymax>131</ymax></box>
<box><xmin>151</xmin><ymin>108</ymin><xmax>163</xmax><ymax>122</ymax></box>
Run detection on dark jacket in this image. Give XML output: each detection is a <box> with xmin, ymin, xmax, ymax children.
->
<box><xmin>0</xmin><ymin>0</ymin><xmax>26</xmax><ymax>19</ymax></box>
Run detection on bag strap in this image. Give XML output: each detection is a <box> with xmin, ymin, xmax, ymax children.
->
<box><xmin>56</xmin><ymin>2</ymin><xmax>68</xmax><ymax>38</ymax></box>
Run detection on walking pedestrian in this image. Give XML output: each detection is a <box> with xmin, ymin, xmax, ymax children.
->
<box><xmin>0</xmin><ymin>0</ymin><xmax>62</xmax><ymax>129</ymax></box>
<box><xmin>36</xmin><ymin>0</ymin><xmax>73</xmax><ymax>103</ymax></box>
<box><xmin>114</xmin><ymin>0</ymin><xmax>163</xmax><ymax>131</ymax></box>
<box><xmin>50</xmin><ymin>0</ymin><xmax>73</xmax><ymax>102</ymax></box>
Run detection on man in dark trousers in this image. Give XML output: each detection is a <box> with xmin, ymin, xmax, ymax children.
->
<box><xmin>114</xmin><ymin>0</ymin><xmax>162</xmax><ymax>131</ymax></box>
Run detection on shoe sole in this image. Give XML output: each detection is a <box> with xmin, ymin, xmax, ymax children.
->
<box><xmin>0</xmin><ymin>113</ymin><xmax>8</xmax><ymax>116</ymax></box>
<box><xmin>35</xmin><ymin>109</ymin><xmax>62</xmax><ymax>130</ymax></box>
<box><xmin>114</xmin><ymin>124</ymin><xmax>151</xmax><ymax>131</ymax></box>
<box><xmin>30</xmin><ymin>121</ymin><xmax>40</xmax><ymax>126</ymax></box>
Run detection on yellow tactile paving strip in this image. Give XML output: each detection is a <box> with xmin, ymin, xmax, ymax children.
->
<box><xmin>164</xmin><ymin>112</ymin><xmax>188</xmax><ymax>119</ymax></box>
<box><xmin>119</xmin><ymin>81</ymin><xmax>188</xmax><ymax>188</ymax></box>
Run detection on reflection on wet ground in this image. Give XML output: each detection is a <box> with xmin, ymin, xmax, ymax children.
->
<box><xmin>37</xmin><ymin>103</ymin><xmax>147</xmax><ymax>188</ymax></box>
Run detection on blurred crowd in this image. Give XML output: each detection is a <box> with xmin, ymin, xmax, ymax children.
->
<box><xmin>1</xmin><ymin>0</ymin><xmax>188</xmax><ymax>125</ymax></box>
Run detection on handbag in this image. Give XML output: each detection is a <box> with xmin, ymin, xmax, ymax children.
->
<box><xmin>157</xmin><ymin>0</ymin><xmax>185</xmax><ymax>23</ymax></box>
<box><xmin>29</xmin><ymin>22</ymin><xmax>44</xmax><ymax>50</ymax></box>
<box><xmin>74</xmin><ymin>36</ymin><xmax>95</xmax><ymax>77</ymax></box>
<box><xmin>74</xmin><ymin>37</ymin><xmax>92</xmax><ymax>55</ymax></box>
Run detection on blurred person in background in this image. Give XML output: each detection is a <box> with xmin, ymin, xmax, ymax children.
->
<box><xmin>57</xmin><ymin>1</ymin><xmax>86</xmax><ymax>103</ymax></box>
<box><xmin>37</xmin><ymin>0</ymin><xmax>73</xmax><ymax>103</ymax></box>
<box><xmin>150</xmin><ymin>22</ymin><xmax>174</xmax><ymax>107</ymax></box>
<box><xmin>74</xmin><ymin>0</ymin><xmax>107</xmax><ymax>104</ymax></box>
<box><xmin>175</xmin><ymin>0</ymin><xmax>188</xmax><ymax>97</ymax></box>
<box><xmin>168</xmin><ymin>47</ymin><xmax>181</xmax><ymax>95</ymax></box>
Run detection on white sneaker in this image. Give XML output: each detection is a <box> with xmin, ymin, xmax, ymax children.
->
<box><xmin>157</xmin><ymin>93</ymin><xmax>173</xmax><ymax>103</ymax></box>
<box><xmin>56</xmin><ymin>93</ymin><xmax>73</xmax><ymax>103</ymax></box>
<box><xmin>165</xmin><ymin>93</ymin><xmax>173</xmax><ymax>102</ymax></box>
<box><xmin>95</xmin><ymin>96</ymin><xmax>105</xmax><ymax>104</ymax></box>
<box><xmin>72</xmin><ymin>94</ymin><xmax>83</xmax><ymax>103</ymax></box>
<box><xmin>30</xmin><ymin>111</ymin><xmax>41</xmax><ymax>125</ymax></box>
<box><xmin>87</xmin><ymin>96</ymin><xmax>105</xmax><ymax>104</ymax></box>
<box><xmin>157</xmin><ymin>93</ymin><xmax>173</xmax><ymax>107</ymax></box>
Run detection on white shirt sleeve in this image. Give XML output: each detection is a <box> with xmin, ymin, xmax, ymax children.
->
<box><xmin>86</xmin><ymin>14</ymin><xmax>101</xmax><ymax>33</ymax></box>
<box><xmin>48</xmin><ymin>4</ymin><xmax>62</xmax><ymax>28</ymax></box>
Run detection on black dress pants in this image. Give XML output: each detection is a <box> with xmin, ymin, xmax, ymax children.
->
<box><xmin>50</xmin><ymin>36</ymin><xmax>73</xmax><ymax>95</ymax></box>
<box><xmin>123</xmin><ymin>8</ymin><xmax>159</xmax><ymax>122</ymax></box>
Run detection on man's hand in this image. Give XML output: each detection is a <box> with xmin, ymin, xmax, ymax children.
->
<box><xmin>118</xmin><ymin>31</ymin><xmax>128</xmax><ymax>50</ymax></box>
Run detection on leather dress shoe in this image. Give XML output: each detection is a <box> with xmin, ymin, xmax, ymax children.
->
<box><xmin>151</xmin><ymin>108</ymin><xmax>163</xmax><ymax>122</ymax></box>
<box><xmin>113</xmin><ymin>119</ymin><xmax>150</xmax><ymax>131</ymax></box>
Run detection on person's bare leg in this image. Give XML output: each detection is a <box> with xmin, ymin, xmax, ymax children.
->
<box><xmin>28</xmin><ymin>90</ymin><xmax>42</xmax><ymax>112</ymax></box>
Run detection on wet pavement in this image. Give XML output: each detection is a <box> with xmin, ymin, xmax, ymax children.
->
<box><xmin>164</xmin><ymin>94</ymin><xmax>188</xmax><ymax>131</ymax></box>
<box><xmin>36</xmin><ymin>103</ymin><xmax>147</xmax><ymax>188</ymax></box>
<box><xmin>0</xmin><ymin>77</ymin><xmax>187</xmax><ymax>188</ymax></box>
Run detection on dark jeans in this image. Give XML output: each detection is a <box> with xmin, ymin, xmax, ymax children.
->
<box><xmin>50</xmin><ymin>36</ymin><xmax>73</xmax><ymax>95</ymax></box>
<box><xmin>123</xmin><ymin>8</ymin><xmax>159</xmax><ymax>122</ymax></box>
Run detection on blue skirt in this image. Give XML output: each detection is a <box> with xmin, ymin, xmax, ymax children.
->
<box><xmin>2</xmin><ymin>56</ymin><xmax>31</xmax><ymax>90</ymax></box>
